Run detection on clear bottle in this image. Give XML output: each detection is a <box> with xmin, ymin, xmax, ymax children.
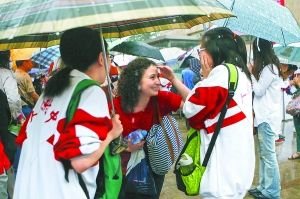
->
<box><xmin>178</xmin><ymin>153</ymin><xmax>195</xmax><ymax>175</ymax></box>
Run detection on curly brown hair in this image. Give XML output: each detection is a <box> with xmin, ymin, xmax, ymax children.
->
<box><xmin>117</xmin><ymin>57</ymin><xmax>157</xmax><ymax>113</ymax></box>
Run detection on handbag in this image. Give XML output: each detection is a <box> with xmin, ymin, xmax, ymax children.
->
<box><xmin>286</xmin><ymin>91</ymin><xmax>300</xmax><ymax>116</ymax></box>
<box><xmin>125</xmin><ymin>149</ymin><xmax>157</xmax><ymax>196</ymax></box>
<box><xmin>146</xmin><ymin>98</ymin><xmax>184</xmax><ymax>175</ymax></box>
<box><xmin>174</xmin><ymin>63</ymin><xmax>238</xmax><ymax>195</ymax></box>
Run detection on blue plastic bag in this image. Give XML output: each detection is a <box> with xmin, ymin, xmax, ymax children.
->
<box><xmin>125</xmin><ymin>149</ymin><xmax>157</xmax><ymax>196</ymax></box>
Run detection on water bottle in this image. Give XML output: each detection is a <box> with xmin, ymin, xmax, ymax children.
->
<box><xmin>178</xmin><ymin>153</ymin><xmax>195</xmax><ymax>175</ymax></box>
<box><xmin>127</xmin><ymin>130</ymin><xmax>147</xmax><ymax>144</ymax></box>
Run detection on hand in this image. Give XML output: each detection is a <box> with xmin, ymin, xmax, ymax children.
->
<box><xmin>158</xmin><ymin>65</ymin><xmax>175</xmax><ymax>82</ymax></box>
<box><xmin>126</xmin><ymin>140</ymin><xmax>145</xmax><ymax>152</ymax></box>
<box><xmin>199</xmin><ymin>50</ymin><xmax>213</xmax><ymax>78</ymax></box>
<box><xmin>108</xmin><ymin>114</ymin><xmax>123</xmax><ymax>140</ymax></box>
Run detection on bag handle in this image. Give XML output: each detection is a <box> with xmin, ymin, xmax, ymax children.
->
<box><xmin>202</xmin><ymin>64</ymin><xmax>238</xmax><ymax>167</ymax></box>
<box><xmin>153</xmin><ymin>97</ymin><xmax>176</xmax><ymax>162</ymax></box>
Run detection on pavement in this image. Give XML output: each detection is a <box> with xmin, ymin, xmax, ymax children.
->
<box><xmin>160</xmin><ymin>118</ymin><xmax>300</xmax><ymax>199</ymax></box>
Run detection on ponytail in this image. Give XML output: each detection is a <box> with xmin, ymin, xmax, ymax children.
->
<box><xmin>44</xmin><ymin>67</ymin><xmax>73</xmax><ymax>97</ymax></box>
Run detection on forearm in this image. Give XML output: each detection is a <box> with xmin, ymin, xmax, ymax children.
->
<box><xmin>171</xmin><ymin>77</ymin><xmax>190</xmax><ymax>101</ymax></box>
<box><xmin>71</xmin><ymin>134</ymin><xmax>114</xmax><ymax>173</ymax></box>
<box><xmin>30</xmin><ymin>92</ymin><xmax>40</xmax><ymax>103</ymax></box>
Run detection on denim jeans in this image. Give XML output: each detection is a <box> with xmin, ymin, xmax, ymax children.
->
<box><xmin>293</xmin><ymin>116</ymin><xmax>300</xmax><ymax>152</ymax></box>
<box><xmin>257</xmin><ymin>122</ymin><xmax>281</xmax><ymax>199</ymax></box>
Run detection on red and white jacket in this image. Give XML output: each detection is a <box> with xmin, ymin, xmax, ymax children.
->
<box><xmin>183</xmin><ymin>64</ymin><xmax>255</xmax><ymax>198</ymax></box>
<box><xmin>14</xmin><ymin>70</ymin><xmax>112</xmax><ymax>199</ymax></box>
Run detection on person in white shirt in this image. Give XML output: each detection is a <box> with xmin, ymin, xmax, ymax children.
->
<box><xmin>248</xmin><ymin>38</ymin><xmax>282</xmax><ymax>199</ymax></box>
<box><xmin>0</xmin><ymin>50</ymin><xmax>24</xmax><ymax>122</ymax></box>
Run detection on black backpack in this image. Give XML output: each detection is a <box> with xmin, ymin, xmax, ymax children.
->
<box><xmin>0</xmin><ymin>89</ymin><xmax>17</xmax><ymax>163</ymax></box>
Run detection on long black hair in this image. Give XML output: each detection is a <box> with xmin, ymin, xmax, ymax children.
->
<box><xmin>117</xmin><ymin>58</ymin><xmax>157</xmax><ymax>113</ymax></box>
<box><xmin>201</xmin><ymin>27</ymin><xmax>251</xmax><ymax>80</ymax></box>
<box><xmin>252</xmin><ymin>38</ymin><xmax>280</xmax><ymax>80</ymax></box>
<box><xmin>44</xmin><ymin>27</ymin><xmax>107</xmax><ymax>97</ymax></box>
<box><xmin>0</xmin><ymin>50</ymin><xmax>10</xmax><ymax>69</ymax></box>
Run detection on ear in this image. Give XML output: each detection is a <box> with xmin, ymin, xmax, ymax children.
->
<box><xmin>98</xmin><ymin>52</ymin><xmax>105</xmax><ymax>67</ymax></box>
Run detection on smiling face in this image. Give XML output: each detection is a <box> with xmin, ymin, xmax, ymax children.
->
<box><xmin>139</xmin><ymin>65</ymin><xmax>161</xmax><ymax>97</ymax></box>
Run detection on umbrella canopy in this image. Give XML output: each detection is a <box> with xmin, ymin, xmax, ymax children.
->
<box><xmin>160</xmin><ymin>47</ymin><xmax>186</xmax><ymax>61</ymax></box>
<box><xmin>111</xmin><ymin>41</ymin><xmax>164</xmax><ymax>61</ymax></box>
<box><xmin>216</xmin><ymin>0</ymin><xmax>300</xmax><ymax>45</ymax></box>
<box><xmin>0</xmin><ymin>0</ymin><xmax>233</xmax><ymax>50</ymax></box>
<box><xmin>274</xmin><ymin>44</ymin><xmax>300</xmax><ymax>65</ymax></box>
<box><xmin>31</xmin><ymin>46</ymin><xmax>60</xmax><ymax>68</ymax></box>
<box><xmin>112</xmin><ymin>54</ymin><xmax>137</xmax><ymax>67</ymax></box>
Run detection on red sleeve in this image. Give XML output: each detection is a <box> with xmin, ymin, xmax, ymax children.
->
<box><xmin>157</xmin><ymin>91</ymin><xmax>182</xmax><ymax>116</ymax></box>
<box><xmin>0</xmin><ymin>141</ymin><xmax>11</xmax><ymax>173</ymax></box>
<box><xmin>16</xmin><ymin>112</ymin><xmax>32</xmax><ymax>146</ymax></box>
<box><xmin>53</xmin><ymin>109</ymin><xmax>112</xmax><ymax>160</ymax></box>
<box><xmin>187</xmin><ymin>86</ymin><xmax>228</xmax><ymax>130</ymax></box>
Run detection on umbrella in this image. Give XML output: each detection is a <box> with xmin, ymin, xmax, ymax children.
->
<box><xmin>112</xmin><ymin>54</ymin><xmax>137</xmax><ymax>67</ymax></box>
<box><xmin>274</xmin><ymin>43</ymin><xmax>300</xmax><ymax>65</ymax></box>
<box><xmin>0</xmin><ymin>0</ymin><xmax>234</xmax><ymax>50</ymax></box>
<box><xmin>31</xmin><ymin>46</ymin><xmax>60</xmax><ymax>69</ymax></box>
<box><xmin>215</xmin><ymin>0</ymin><xmax>300</xmax><ymax>45</ymax></box>
<box><xmin>111</xmin><ymin>41</ymin><xmax>164</xmax><ymax>61</ymax></box>
<box><xmin>160</xmin><ymin>47</ymin><xmax>186</xmax><ymax>61</ymax></box>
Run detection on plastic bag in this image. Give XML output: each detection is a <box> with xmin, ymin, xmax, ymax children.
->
<box><xmin>125</xmin><ymin>149</ymin><xmax>157</xmax><ymax>196</ymax></box>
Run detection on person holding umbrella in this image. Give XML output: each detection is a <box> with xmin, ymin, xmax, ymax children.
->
<box><xmin>13</xmin><ymin>27</ymin><xmax>123</xmax><ymax>199</ymax></box>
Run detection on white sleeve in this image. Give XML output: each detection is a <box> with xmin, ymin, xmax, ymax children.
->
<box><xmin>252</xmin><ymin>65</ymin><xmax>278</xmax><ymax>97</ymax></box>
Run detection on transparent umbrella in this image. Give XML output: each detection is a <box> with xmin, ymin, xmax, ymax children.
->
<box><xmin>216</xmin><ymin>0</ymin><xmax>300</xmax><ymax>45</ymax></box>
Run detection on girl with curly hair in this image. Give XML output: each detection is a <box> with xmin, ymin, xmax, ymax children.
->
<box><xmin>114</xmin><ymin>57</ymin><xmax>189</xmax><ymax>199</ymax></box>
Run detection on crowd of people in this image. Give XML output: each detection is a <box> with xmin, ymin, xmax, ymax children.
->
<box><xmin>0</xmin><ymin>26</ymin><xmax>299</xmax><ymax>199</ymax></box>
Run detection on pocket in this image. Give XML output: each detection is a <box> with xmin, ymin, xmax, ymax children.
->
<box><xmin>180</xmin><ymin>165</ymin><xmax>205</xmax><ymax>196</ymax></box>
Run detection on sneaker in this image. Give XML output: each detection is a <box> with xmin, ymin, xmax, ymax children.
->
<box><xmin>248</xmin><ymin>188</ymin><xmax>261</xmax><ymax>196</ymax></box>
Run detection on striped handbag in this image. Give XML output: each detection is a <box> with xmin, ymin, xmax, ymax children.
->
<box><xmin>146</xmin><ymin>99</ymin><xmax>184</xmax><ymax>175</ymax></box>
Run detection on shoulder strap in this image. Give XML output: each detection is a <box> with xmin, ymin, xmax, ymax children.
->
<box><xmin>202</xmin><ymin>64</ymin><xmax>238</xmax><ymax>167</ymax></box>
<box><xmin>63</xmin><ymin>79</ymin><xmax>99</xmax><ymax>199</ymax></box>
<box><xmin>66</xmin><ymin>79</ymin><xmax>99</xmax><ymax>123</ymax></box>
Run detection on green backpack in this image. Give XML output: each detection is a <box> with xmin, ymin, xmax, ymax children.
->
<box><xmin>174</xmin><ymin>64</ymin><xmax>239</xmax><ymax>196</ymax></box>
<box><xmin>65</xmin><ymin>79</ymin><xmax>122</xmax><ymax>199</ymax></box>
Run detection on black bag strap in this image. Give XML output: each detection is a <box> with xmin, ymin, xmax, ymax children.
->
<box><xmin>63</xmin><ymin>79</ymin><xmax>99</xmax><ymax>199</ymax></box>
<box><xmin>202</xmin><ymin>64</ymin><xmax>238</xmax><ymax>167</ymax></box>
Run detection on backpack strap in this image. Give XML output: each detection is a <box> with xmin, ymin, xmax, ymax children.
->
<box><xmin>202</xmin><ymin>64</ymin><xmax>238</xmax><ymax>167</ymax></box>
<box><xmin>63</xmin><ymin>79</ymin><xmax>99</xmax><ymax>199</ymax></box>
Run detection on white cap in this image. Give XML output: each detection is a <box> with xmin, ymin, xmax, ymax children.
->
<box><xmin>279</xmin><ymin>57</ymin><xmax>289</xmax><ymax>64</ymax></box>
<box><xmin>294</xmin><ymin>69</ymin><xmax>300</xmax><ymax>75</ymax></box>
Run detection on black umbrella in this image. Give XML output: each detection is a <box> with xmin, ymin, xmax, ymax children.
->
<box><xmin>111</xmin><ymin>41</ymin><xmax>165</xmax><ymax>61</ymax></box>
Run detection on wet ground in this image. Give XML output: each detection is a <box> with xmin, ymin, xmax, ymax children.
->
<box><xmin>160</xmin><ymin>117</ymin><xmax>300</xmax><ymax>199</ymax></box>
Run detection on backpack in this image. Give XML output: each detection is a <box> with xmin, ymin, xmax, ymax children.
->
<box><xmin>0</xmin><ymin>89</ymin><xmax>17</xmax><ymax>164</ymax></box>
<box><xmin>64</xmin><ymin>79</ymin><xmax>122</xmax><ymax>199</ymax></box>
<box><xmin>174</xmin><ymin>64</ymin><xmax>239</xmax><ymax>195</ymax></box>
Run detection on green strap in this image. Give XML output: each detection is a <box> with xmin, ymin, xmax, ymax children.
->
<box><xmin>224</xmin><ymin>63</ymin><xmax>238</xmax><ymax>93</ymax></box>
<box><xmin>64</xmin><ymin>79</ymin><xmax>99</xmax><ymax>199</ymax></box>
<box><xmin>66</xmin><ymin>79</ymin><xmax>99</xmax><ymax>123</ymax></box>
